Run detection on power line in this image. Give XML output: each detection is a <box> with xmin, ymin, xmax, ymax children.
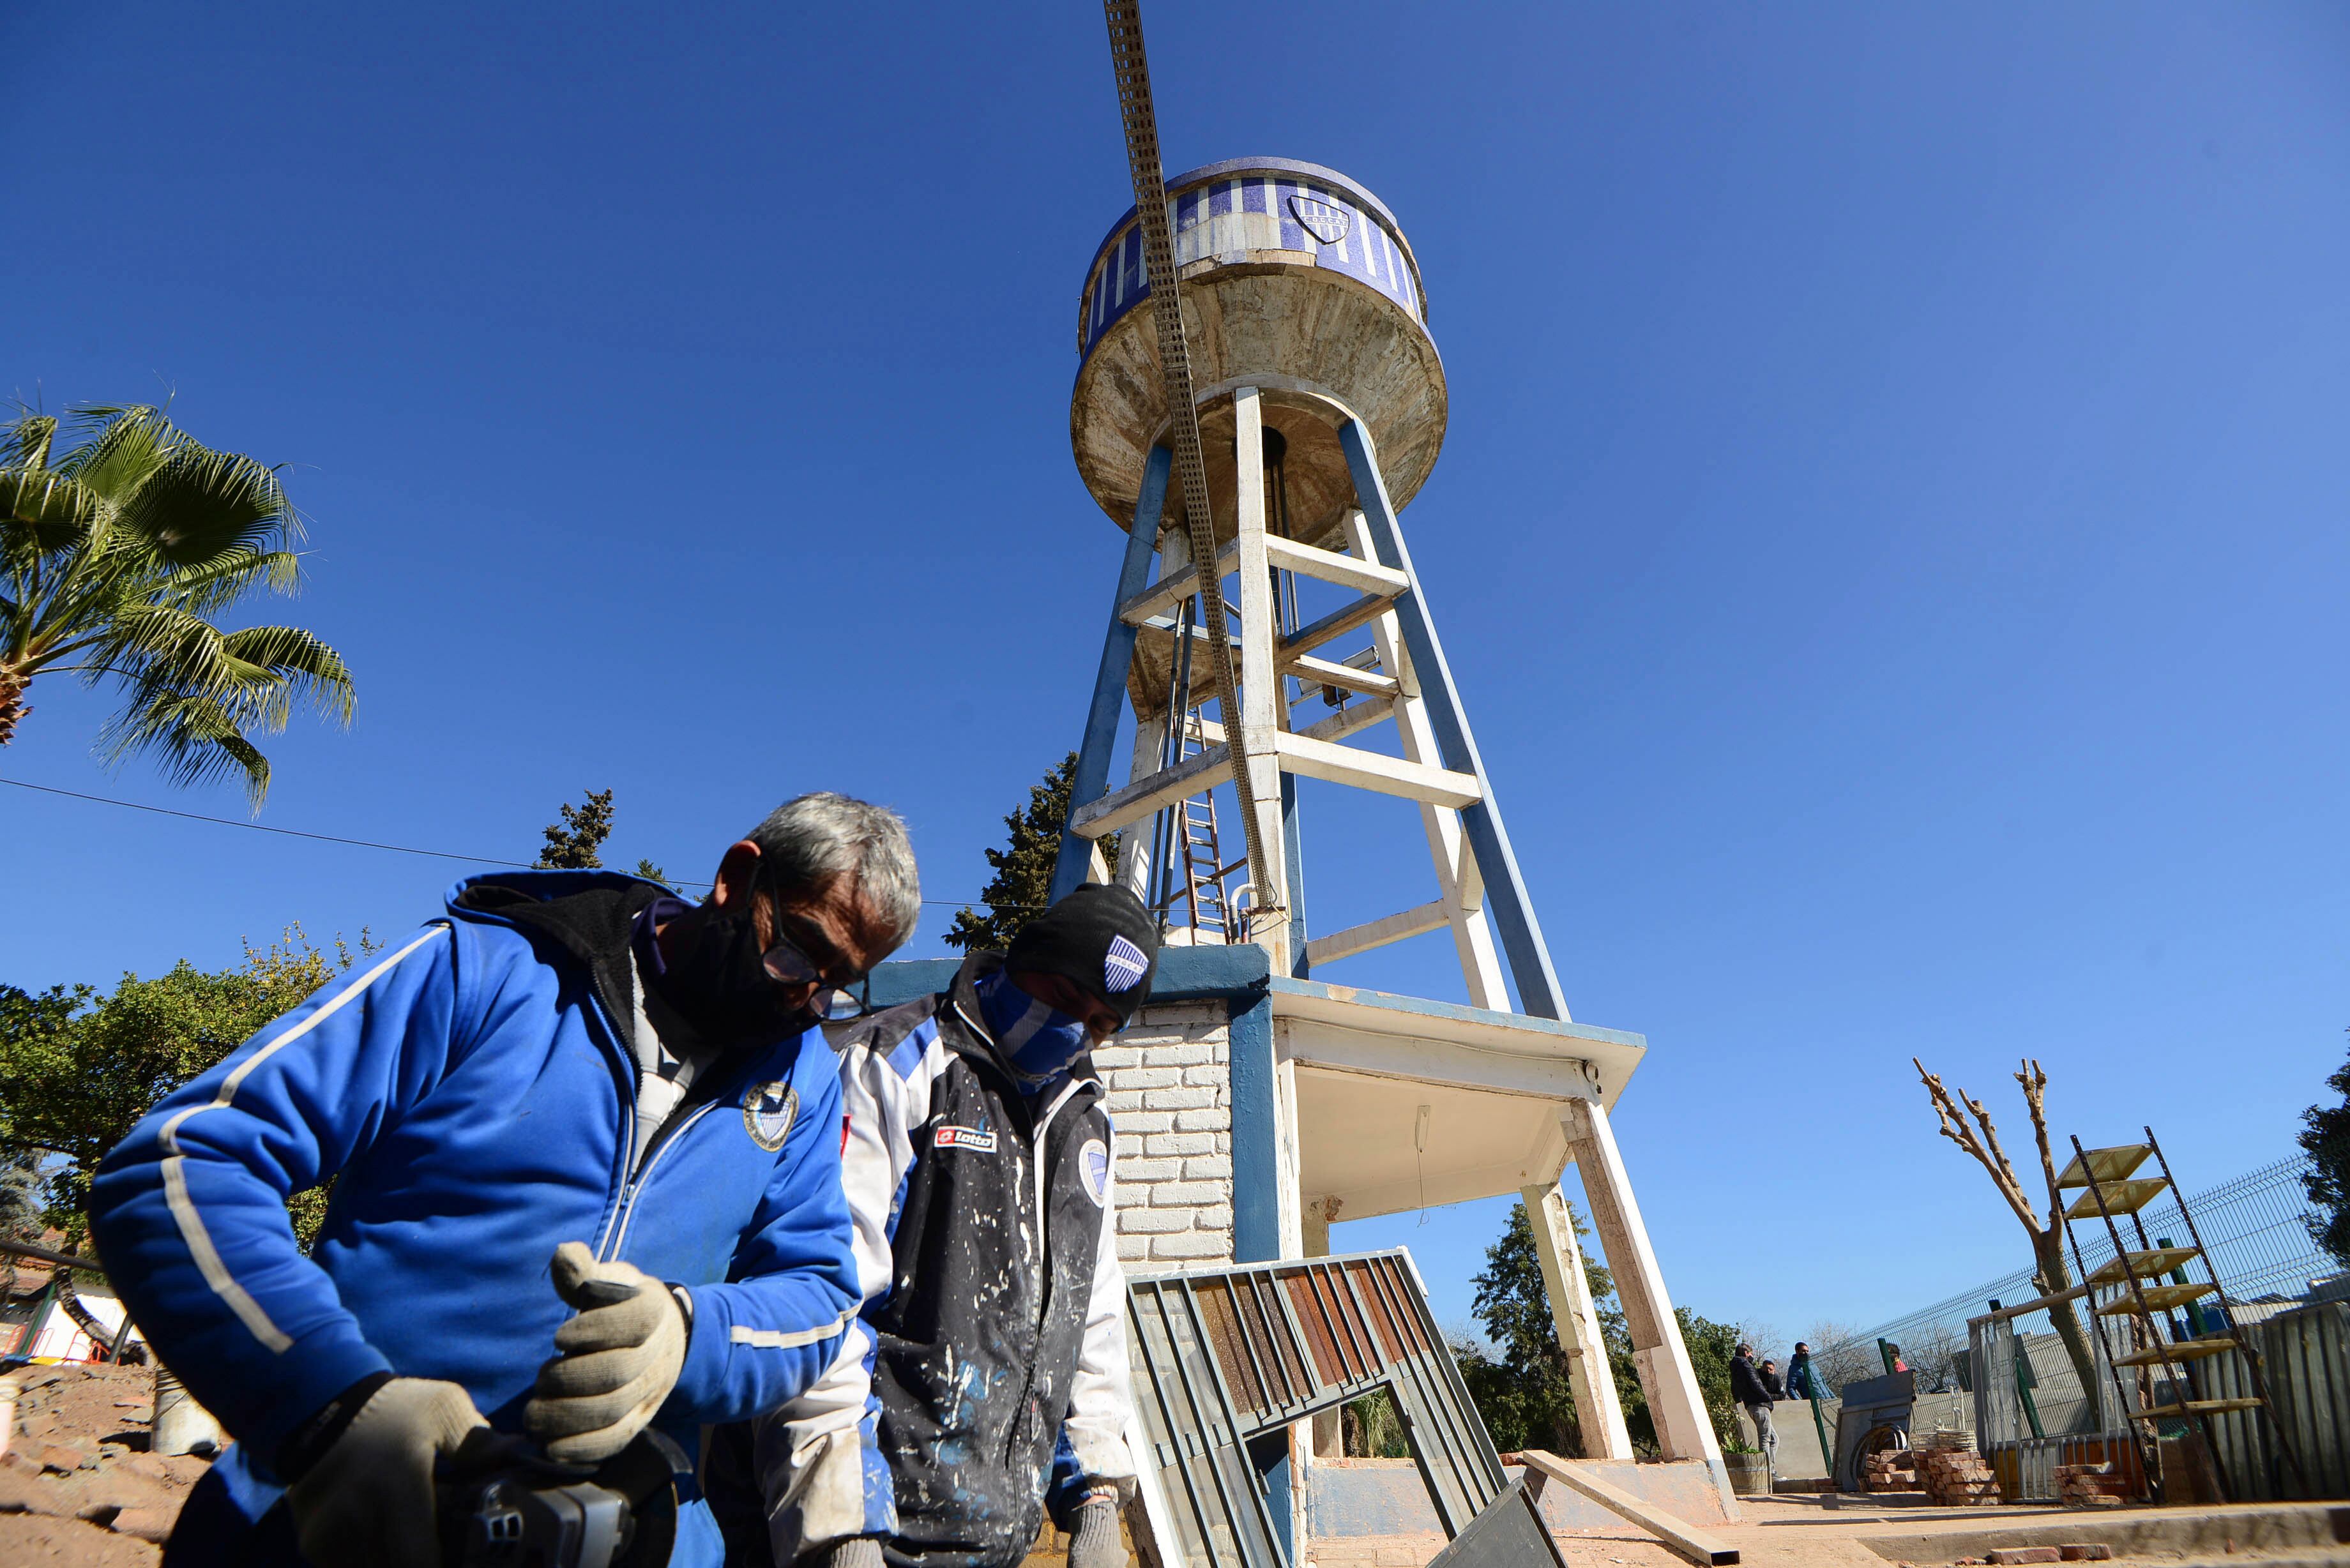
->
<box><xmin>0</xmin><ymin>775</ymin><xmax>1019</xmax><ymax>909</ymax></box>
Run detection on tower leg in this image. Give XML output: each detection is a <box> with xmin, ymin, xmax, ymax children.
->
<box><xmin>1052</xmin><ymin>446</ymin><xmax>1173</xmax><ymax>907</ymax></box>
<box><xmin>1229</xmin><ymin>388</ymin><xmax>1292</xmax><ymax>970</ymax></box>
<box><xmin>1341</xmin><ymin>420</ymin><xmax>1568</xmax><ymax>1020</ymax></box>
<box><xmin>1341</xmin><ymin>507</ymin><xmax>1510</xmax><ymax>1011</ymax></box>
<box><xmin>1520</xmin><ymin>1181</ymin><xmax>1635</xmax><ymax>1459</ymax></box>
<box><xmin>1558</xmin><ymin>1097</ymin><xmax>1737</xmax><ymax>1514</ymax></box>
<box><xmin>1114</xmin><ymin>703</ymin><xmax>1169</xmax><ymax>901</ymax></box>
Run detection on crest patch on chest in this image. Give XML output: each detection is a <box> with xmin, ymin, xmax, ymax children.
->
<box><xmin>743</xmin><ymin>1080</ymin><xmax>799</xmax><ymax>1151</ymax></box>
<box><xmin>1079</xmin><ymin>1138</ymin><xmax>1110</xmax><ymax>1207</ymax></box>
<box><xmin>935</xmin><ymin>1124</ymin><xmax>998</xmax><ymax>1153</ymax></box>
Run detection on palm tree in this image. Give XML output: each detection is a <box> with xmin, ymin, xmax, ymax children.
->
<box><xmin>1</xmin><ymin>403</ymin><xmax>353</xmax><ymax>808</ymax></box>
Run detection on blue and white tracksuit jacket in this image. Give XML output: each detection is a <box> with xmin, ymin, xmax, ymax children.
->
<box><xmin>752</xmin><ymin>955</ymin><xmax>1137</xmax><ymax>1565</ymax></box>
<box><xmin>87</xmin><ymin>871</ymin><xmax>860</xmax><ymax>1568</ymax></box>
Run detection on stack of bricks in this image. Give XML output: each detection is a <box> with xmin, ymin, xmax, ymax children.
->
<box><xmin>1095</xmin><ymin>1002</ymin><xmax>1236</xmax><ymax>1267</ymax></box>
<box><xmin>2054</xmin><ymin>1462</ymin><xmax>2130</xmax><ymax>1509</ymax></box>
<box><xmin>1916</xmin><ymin>1431</ymin><xmax>2001</xmax><ymax>1506</ymax></box>
<box><xmin>1861</xmin><ymin>1448</ymin><xmax>1921</xmax><ymax>1492</ymax></box>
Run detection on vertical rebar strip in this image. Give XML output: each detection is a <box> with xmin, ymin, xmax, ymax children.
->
<box><xmin>1100</xmin><ymin>1</ymin><xmax>1278</xmax><ymax>915</ymax></box>
<box><xmin>2144</xmin><ymin>1127</ymin><xmax>2312</xmax><ymax>1498</ymax></box>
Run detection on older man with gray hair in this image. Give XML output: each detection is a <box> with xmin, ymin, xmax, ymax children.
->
<box><xmin>93</xmin><ymin>792</ymin><xmax>921</xmax><ymax>1568</ymax></box>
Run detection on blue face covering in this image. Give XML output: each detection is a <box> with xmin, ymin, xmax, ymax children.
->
<box><xmin>974</xmin><ymin>969</ymin><xmax>1092</xmax><ymax>1091</ymax></box>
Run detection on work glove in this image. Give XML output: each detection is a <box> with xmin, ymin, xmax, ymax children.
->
<box><xmin>285</xmin><ymin>1376</ymin><xmax>486</xmax><ymax>1568</ymax></box>
<box><xmin>826</xmin><ymin>1539</ymin><xmax>885</xmax><ymax>1568</ymax></box>
<box><xmin>526</xmin><ymin>1240</ymin><xmax>689</xmax><ymax>1463</ymax></box>
<box><xmin>1066</xmin><ymin>1496</ymin><xmax>1125</xmax><ymax>1568</ymax></box>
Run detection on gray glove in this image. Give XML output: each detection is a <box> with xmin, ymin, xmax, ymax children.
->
<box><xmin>285</xmin><ymin>1377</ymin><xmax>487</xmax><ymax>1568</ymax></box>
<box><xmin>1066</xmin><ymin>1497</ymin><xmax>1125</xmax><ymax>1568</ymax></box>
<box><xmin>828</xmin><ymin>1539</ymin><xmax>885</xmax><ymax>1568</ymax></box>
<box><xmin>527</xmin><ymin>1241</ymin><xmax>690</xmax><ymax>1463</ymax></box>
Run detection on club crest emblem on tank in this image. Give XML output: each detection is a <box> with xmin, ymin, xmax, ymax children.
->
<box><xmin>743</xmin><ymin>1080</ymin><xmax>799</xmax><ymax>1151</ymax></box>
<box><xmin>1079</xmin><ymin>1138</ymin><xmax>1110</xmax><ymax>1207</ymax></box>
<box><xmin>1287</xmin><ymin>193</ymin><xmax>1351</xmax><ymax>245</ymax></box>
<box><xmin>1103</xmin><ymin>934</ymin><xmax>1148</xmax><ymax>992</ymax></box>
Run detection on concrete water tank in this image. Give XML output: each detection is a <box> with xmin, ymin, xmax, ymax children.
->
<box><xmin>1070</xmin><ymin>157</ymin><xmax>1446</xmax><ymax>552</ymax></box>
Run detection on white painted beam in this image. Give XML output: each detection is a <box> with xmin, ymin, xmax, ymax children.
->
<box><xmin>1291</xmin><ymin>698</ymin><xmax>1393</xmax><ymax>748</ymax></box>
<box><xmin>1261</xmin><ymin>534</ymin><xmax>1409</xmax><ymax>598</ymax></box>
<box><xmin>1273</xmin><ymin>730</ymin><xmax>1480</xmax><ymax>809</ymax></box>
<box><xmin>1522</xmin><ymin>1184</ymin><xmax>1636</xmax><ymax>1461</ymax></box>
<box><xmin>1517</xmin><ymin>1451</ymin><xmax>1738</xmax><ymax>1566</ymax></box>
<box><xmin>1069</xmin><ymin>744</ymin><xmax>1232</xmax><ymax>838</ymax></box>
<box><xmin>1117</xmin><ymin>539</ymin><xmax>1240</xmax><ymax>627</ymax></box>
<box><xmin>1287</xmin><ymin>652</ymin><xmax>1397</xmax><ymax>698</ymax></box>
<box><xmin>1559</xmin><ymin>1097</ymin><xmax>1732</xmax><ymax>1500</ymax></box>
<box><xmin>1230</xmin><ymin>388</ymin><xmax>1291</xmax><ymax>963</ymax></box>
<box><xmin>1303</xmin><ymin>900</ymin><xmax>1448</xmax><ymax>969</ymax></box>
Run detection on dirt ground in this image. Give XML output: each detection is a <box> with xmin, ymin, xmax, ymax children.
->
<box><xmin>0</xmin><ymin>1362</ymin><xmax>211</xmax><ymax>1567</ymax></box>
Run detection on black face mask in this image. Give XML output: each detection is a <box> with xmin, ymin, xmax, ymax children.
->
<box><xmin>653</xmin><ymin>895</ymin><xmax>822</xmax><ymax>1048</ymax></box>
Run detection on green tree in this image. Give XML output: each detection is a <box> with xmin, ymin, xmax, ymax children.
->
<box><xmin>0</xmin><ymin>929</ymin><xmax>370</xmax><ymax>1247</ymax></box>
<box><xmin>1465</xmin><ymin>1199</ymin><xmax>1621</xmax><ymax>1456</ymax></box>
<box><xmin>531</xmin><ymin>789</ymin><xmax>667</xmax><ymax>884</ymax></box>
<box><xmin>536</xmin><ymin>787</ymin><xmax>616</xmax><ymax>868</ymax></box>
<box><xmin>1</xmin><ymin>403</ymin><xmax>354</xmax><ymax>805</ymax></box>
<box><xmin>945</xmin><ymin>753</ymin><xmax>1119</xmax><ymax>951</ymax></box>
<box><xmin>2300</xmin><ymin>1030</ymin><xmax>2350</xmax><ymax>1265</ymax></box>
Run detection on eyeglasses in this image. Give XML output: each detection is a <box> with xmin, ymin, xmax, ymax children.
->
<box><xmin>760</xmin><ymin>909</ymin><xmax>870</xmax><ymax>1021</ymax></box>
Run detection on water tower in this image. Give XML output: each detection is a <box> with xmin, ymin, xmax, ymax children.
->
<box><xmin>1038</xmin><ymin>143</ymin><xmax>1741</xmax><ymax>1525</ymax></box>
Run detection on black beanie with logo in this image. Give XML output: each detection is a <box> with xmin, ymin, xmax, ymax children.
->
<box><xmin>1004</xmin><ymin>883</ymin><xmax>1160</xmax><ymax>1025</ymax></box>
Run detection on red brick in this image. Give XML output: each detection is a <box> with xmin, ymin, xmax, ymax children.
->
<box><xmin>2058</xmin><ymin>1548</ymin><xmax>2113</xmax><ymax>1562</ymax></box>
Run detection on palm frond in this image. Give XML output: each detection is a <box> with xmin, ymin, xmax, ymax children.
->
<box><xmin>117</xmin><ymin>445</ymin><xmax>296</xmax><ymax>566</ymax></box>
<box><xmin>94</xmin><ymin>688</ymin><xmax>271</xmax><ymax>808</ymax></box>
<box><xmin>56</xmin><ymin>406</ymin><xmax>178</xmax><ymax>509</ymax></box>
<box><xmin>160</xmin><ymin>548</ymin><xmax>304</xmax><ymax>614</ymax></box>
<box><xmin>3</xmin><ymin>413</ymin><xmax>56</xmax><ymax>471</ymax></box>
<box><xmin>220</xmin><ymin>625</ymin><xmax>354</xmax><ymax>725</ymax></box>
<box><xmin>0</xmin><ymin>469</ymin><xmax>103</xmax><ymax>552</ymax></box>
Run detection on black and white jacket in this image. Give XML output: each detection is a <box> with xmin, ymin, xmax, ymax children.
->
<box><xmin>750</xmin><ymin>953</ymin><xmax>1136</xmax><ymax>1568</ymax></box>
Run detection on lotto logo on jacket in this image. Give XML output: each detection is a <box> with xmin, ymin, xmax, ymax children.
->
<box><xmin>934</xmin><ymin>1124</ymin><xmax>997</xmax><ymax>1152</ymax></box>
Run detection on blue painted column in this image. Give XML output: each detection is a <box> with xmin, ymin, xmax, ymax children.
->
<box><xmin>1225</xmin><ymin>986</ymin><xmax>1281</xmax><ymax>1263</ymax></box>
<box><xmin>1338</xmin><ymin>421</ymin><xmax>1568</xmax><ymax>1021</ymax></box>
<box><xmin>1050</xmin><ymin>447</ymin><xmax>1174</xmax><ymax>907</ymax></box>
<box><xmin>1280</xmin><ymin>773</ymin><xmax>1308</xmax><ymax>976</ymax></box>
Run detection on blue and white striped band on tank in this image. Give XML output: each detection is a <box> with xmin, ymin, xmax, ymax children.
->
<box><xmin>1079</xmin><ymin>159</ymin><xmax>1429</xmax><ymax>363</ymax></box>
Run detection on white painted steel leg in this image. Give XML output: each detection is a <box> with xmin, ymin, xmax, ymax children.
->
<box><xmin>1231</xmin><ymin>388</ymin><xmax>1292</xmax><ymax>969</ymax></box>
<box><xmin>1115</xmin><ymin>704</ymin><xmax>1168</xmax><ymax>901</ymax></box>
<box><xmin>1521</xmin><ymin>1182</ymin><xmax>1635</xmax><ymax>1460</ymax></box>
<box><xmin>1340</xmin><ymin>507</ymin><xmax>1509</xmax><ymax>1009</ymax></box>
<box><xmin>1557</xmin><ymin>1097</ymin><xmax>1737</xmax><ymax>1515</ymax></box>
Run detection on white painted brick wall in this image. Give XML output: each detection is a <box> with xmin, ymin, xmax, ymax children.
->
<box><xmin>1100</xmin><ymin>1001</ymin><xmax>1233</xmax><ymax>1267</ymax></box>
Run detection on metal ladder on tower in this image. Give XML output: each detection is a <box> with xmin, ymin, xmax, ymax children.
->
<box><xmin>2059</xmin><ymin>1127</ymin><xmax>2310</xmax><ymax>1503</ymax></box>
<box><xmin>1168</xmin><ymin>707</ymin><xmax>1236</xmax><ymax>940</ymax></box>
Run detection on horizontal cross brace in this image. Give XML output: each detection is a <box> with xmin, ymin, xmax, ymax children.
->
<box><xmin>1119</xmin><ymin>541</ymin><xmax>1241</xmax><ymax>627</ymax></box>
<box><xmin>1119</xmin><ymin>538</ymin><xmax>1406</xmax><ymax>629</ymax></box>
<box><xmin>1263</xmin><ymin>535</ymin><xmax>1410</xmax><ymax>597</ymax></box>
<box><xmin>1277</xmin><ymin>592</ymin><xmax>1400</xmax><ymax>665</ymax></box>
<box><xmin>1070</xmin><ymin>743</ymin><xmax>1232</xmax><ymax>838</ymax></box>
<box><xmin>1304</xmin><ymin>900</ymin><xmax>1450</xmax><ymax>968</ymax></box>
<box><xmin>1291</xmin><ymin>697</ymin><xmax>1394</xmax><ymax>747</ymax></box>
<box><xmin>1286</xmin><ymin>651</ymin><xmax>1397</xmax><ymax>697</ymax></box>
<box><xmin>1273</xmin><ymin>730</ymin><xmax>1480</xmax><ymax>808</ymax></box>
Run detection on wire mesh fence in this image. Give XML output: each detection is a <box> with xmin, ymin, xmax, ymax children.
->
<box><xmin>1816</xmin><ymin>1155</ymin><xmax>2342</xmax><ymax>1399</ymax></box>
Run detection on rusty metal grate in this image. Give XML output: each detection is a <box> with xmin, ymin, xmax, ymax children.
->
<box><xmin>1126</xmin><ymin>1249</ymin><xmax>1510</xmax><ymax>1567</ymax></box>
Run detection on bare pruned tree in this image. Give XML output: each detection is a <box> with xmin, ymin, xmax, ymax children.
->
<box><xmin>1913</xmin><ymin>1057</ymin><xmax>2100</xmax><ymax>1397</ymax></box>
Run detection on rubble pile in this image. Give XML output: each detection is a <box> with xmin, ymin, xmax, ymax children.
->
<box><xmin>2054</xmin><ymin>1460</ymin><xmax>2131</xmax><ymax>1509</ymax></box>
<box><xmin>1860</xmin><ymin>1446</ymin><xmax>1922</xmax><ymax>1491</ymax></box>
<box><xmin>1916</xmin><ymin>1429</ymin><xmax>2001</xmax><ymax>1506</ymax></box>
<box><xmin>1</xmin><ymin>1364</ymin><xmax>209</xmax><ymax>1565</ymax></box>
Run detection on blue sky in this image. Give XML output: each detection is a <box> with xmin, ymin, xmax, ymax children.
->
<box><xmin>6</xmin><ymin>3</ymin><xmax>2347</xmax><ymax>1344</ymax></box>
